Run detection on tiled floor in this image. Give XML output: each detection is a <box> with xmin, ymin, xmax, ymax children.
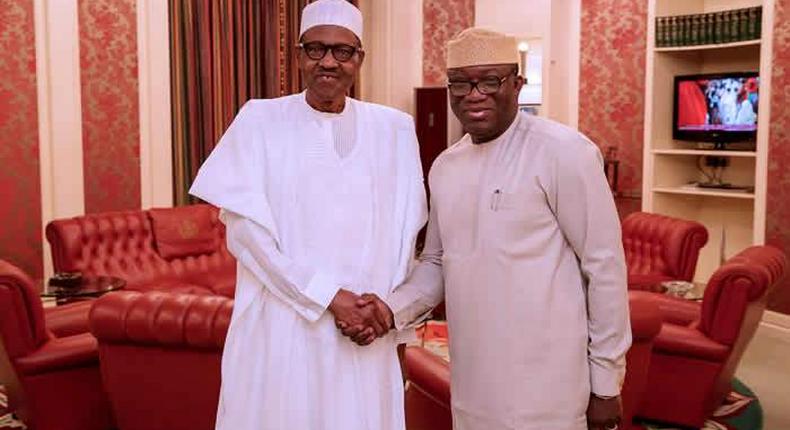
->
<box><xmin>735</xmin><ymin>323</ymin><xmax>790</xmax><ymax>430</ymax></box>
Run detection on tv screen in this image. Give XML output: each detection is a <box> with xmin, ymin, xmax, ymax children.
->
<box><xmin>673</xmin><ymin>72</ymin><xmax>759</xmax><ymax>144</ymax></box>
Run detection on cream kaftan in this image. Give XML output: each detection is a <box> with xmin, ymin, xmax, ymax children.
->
<box><xmin>386</xmin><ymin>113</ymin><xmax>631</xmax><ymax>430</ymax></box>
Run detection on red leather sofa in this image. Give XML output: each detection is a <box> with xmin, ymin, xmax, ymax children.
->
<box><xmin>89</xmin><ymin>291</ymin><xmax>231</xmax><ymax>430</ymax></box>
<box><xmin>636</xmin><ymin>245</ymin><xmax>787</xmax><ymax>428</ymax></box>
<box><xmin>402</xmin><ymin>292</ymin><xmax>664</xmax><ymax>430</ymax></box>
<box><xmin>46</xmin><ymin>204</ymin><xmax>235</xmax><ymax>297</ymax></box>
<box><xmin>0</xmin><ymin>259</ymin><xmax>114</xmax><ymax>430</ymax></box>
<box><xmin>622</xmin><ymin>212</ymin><xmax>709</xmax><ymax>290</ymax></box>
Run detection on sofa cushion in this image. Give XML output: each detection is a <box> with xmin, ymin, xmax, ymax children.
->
<box><xmin>149</xmin><ymin>206</ymin><xmax>218</xmax><ymax>259</ymax></box>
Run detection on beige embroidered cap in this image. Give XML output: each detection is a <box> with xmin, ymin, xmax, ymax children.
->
<box><xmin>446</xmin><ymin>28</ymin><xmax>519</xmax><ymax>69</ymax></box>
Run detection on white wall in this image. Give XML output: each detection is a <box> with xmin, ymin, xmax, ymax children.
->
<box><xmin>475</xmin><ymin>0</ymin><xmax>581</xmax><ymax>127</ymax></box>
<box><xmin>358</xmin><ymin>0</ymin><xmax>582</xmax><ymax>136</ymax></box>
<box><xmin>475</xmin><ymin>0</ymin><xmax>550</xmax><ymax>38</ymax></box>
<box><xmin>358</xmin><ymin>0</ymin><xmax>423</xmax><ymax>117</ymax></box>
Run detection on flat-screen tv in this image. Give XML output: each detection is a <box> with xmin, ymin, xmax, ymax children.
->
<box><xmin>673</xmin><ymin>72</ymin><xmax>759</xmax><ymax>146</ymax></box>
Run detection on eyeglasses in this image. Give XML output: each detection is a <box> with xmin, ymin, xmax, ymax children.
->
<box><xmin>297</xmin><ymin>42</ymin><xmax>362</xmax><ymax>63</ymax></box>
<box><xmin>447</xmin><ymin>73</ymin><xmax>514</xmax><ymax>97</ymax></box>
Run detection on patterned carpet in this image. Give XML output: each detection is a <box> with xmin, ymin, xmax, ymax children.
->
<box><xmin>0</xmin><ymin>387</ymin><xmax>24</xmax><ymax>429</ymax></box>
<box><xmin>414</xmin><ymin>321</ymin><xmax>763</xmax><ymax>430</ymax></box>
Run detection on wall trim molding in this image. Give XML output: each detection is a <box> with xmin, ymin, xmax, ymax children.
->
<box><xmin>35</xmin><ymin>0</ymin><xmax>86</xmax><ymax>279</ymax></box>
<box><xmin>137</xmin><ymin>0</ymin><xmax>173</xmax><ymax>209</ymax></box>
<box><xmin>568</xmin><ymin>0</ymin><xmax>581</xmax><ymax>129</ymax></box>
<box><xmin>759</xmin><ymin>311</ymin><xmax>790</xmax><ymax>344</ymax></box>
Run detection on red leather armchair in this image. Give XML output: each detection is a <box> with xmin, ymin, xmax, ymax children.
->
<box><xmin>622</xmin><ymin>212</ymin><xmax>709</xmax><ymax>290</ymax></box>
<box><xmin>637</xmin><ymin>245</ymin><xmax>787</xmax><ymax>428</ymax></box>
<box><xmin>0</xmin><ymin>259</ymin><xmax>113</xmax><ymax>430</ymax></box>
<box><xmin>46</xmin><ymin>204</ymin><xmax>236</xmax><ymax>297</ymax></box>
<box><xmin>89</xmin><ymin>291</ymin><xmax>231</xmax><ymax>430</ymax></box>
<box><xmin>403</xmin><ymin>292</ymin><xmax>663</xmax><ymax>430</ymax></box>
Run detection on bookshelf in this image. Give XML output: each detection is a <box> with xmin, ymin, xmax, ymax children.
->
<box><xmin>643</xmin><ymin>0</ymin><xmax>774</xmax><ymax>282</ymax></box>
<box><xmin>654</xmin><ymin>39</ymin><xmax>760</xmax><ymax>52</ymax></box>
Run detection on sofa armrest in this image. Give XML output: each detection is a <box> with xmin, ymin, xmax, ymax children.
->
<box><xmin>89</xmin><ymin>291</ymin><xmax>232</xmax><ymax>349</ymax></box>
<box><xmin>403</xmin><ymin>346</ymin><xmax>451</xmax><ymax>406</ymax></box>
<box><xmin>14</xmin><ymin>332</ymin><xmax>98</xmax><ymax>375</ymax></box>
<box><xmin>653</xmin><ymin>323</ymin><xmax>730</xmax><ymax>361</ymax></box>
<box><xmin>628</xmin><ymin>291</ymin><xmax>663</xmax><ymax>340</ymax></box>
<box><xmin>45</xmin><ymin>301</ymin><xmax>93</xmax><ymax>337</ymax></box>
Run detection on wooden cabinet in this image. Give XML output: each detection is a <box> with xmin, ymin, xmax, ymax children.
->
<box><xmin>414</xmin><ymin>87</ymin><xmax>449</xmax><ymax>181</ymax></box>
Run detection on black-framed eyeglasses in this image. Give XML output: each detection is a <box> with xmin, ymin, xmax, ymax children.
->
<box><xmin>297</xmin><ymin>42</ymin><xmax>363</xmax><ymax>62</ymax></box>
<box><xmin>447</xmin><ymin>73</ymin><xmax>514</xmax><ymax>97</ymax></box>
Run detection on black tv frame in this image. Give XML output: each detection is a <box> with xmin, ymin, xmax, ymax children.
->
<box><xmin>672</xmin><ymin>71</ymin><xmax>759</xmax><ymax>147</ymax></box>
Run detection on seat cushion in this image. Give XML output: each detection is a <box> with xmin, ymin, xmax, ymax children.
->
<box><xmin>653</xmin><ymin>323</ymin><xmax>730</xmax><ymax>361</ymax></box>
<box><xmin>149</xmin><ymin>206</ymin><xmax>218</xmax><ymax>260</ymax></box>
<box><xmin>158</xmin><ymin>284</ymin><xmax>216</xmax><ymax>296</ymax></box>
<box><xmin>211</xmin><ymin>282</ymin><xmax>236</xmax><ymax>298</ymax></box>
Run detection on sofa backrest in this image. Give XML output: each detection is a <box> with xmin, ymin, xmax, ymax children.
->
<box><xmin>46</xmin><ymin>204</ymin><xmax>235</xmax><ymax>292</ymax></box>
<box><xmin>622</xmin><ymin>212</ymin><xmax>709</xmax><ymax>281</ymax></box>
<box><xmin>90</xmin><ymin>291</ymin><xmax>230</xmax><ymax>430</ymax></box>
<box><xmin>0</xmin><ymin>260</ymin><xmax>49</xmax><ymax>360</ymax></box>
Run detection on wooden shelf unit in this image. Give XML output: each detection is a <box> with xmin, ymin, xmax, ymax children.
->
<box><xmin>643</xmin><ymin>0</ymin><xmax>774</xmax><ymax>282</ymax></box>
<box><xmin>654</xmin><ymin>39</ymin><xmax>761</xmax><ymax>52</ymax></box>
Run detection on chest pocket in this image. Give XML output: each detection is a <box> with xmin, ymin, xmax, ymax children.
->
<box><xmin>487</xmin><ymin>186</ymin><xmax>555</xmax><ymax>244</ymax></box>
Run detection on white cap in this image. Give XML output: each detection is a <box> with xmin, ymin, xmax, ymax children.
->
<box><xmin>299</xmin><ymin>0</ymin><xmax>363</xmax><ymax>42</ymax></box>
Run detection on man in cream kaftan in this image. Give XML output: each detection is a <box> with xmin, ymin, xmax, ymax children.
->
<box><xmin>191</xmin><ymin>93</ymin><xmax>425</xmax><ymax>430</ymax></box>
<box><xmin>380</xmin><ymin>29</ymin><xmax>631</xmax><ymax>430</ymax></box>
<box><xmin>189</xmin><ymin>2</ymin><xmax>426</xmax><ymax>429</ymax></box>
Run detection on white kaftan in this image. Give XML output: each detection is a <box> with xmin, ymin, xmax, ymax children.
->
<box><xmin>386</xmin><ymin>113</ymin><xmax>632</xmax><ymax>430</ymax></box>
<box><xmin>190</xmin><ymin>93</ymin><xmax>427</xmax><ymax>430</ymax></box>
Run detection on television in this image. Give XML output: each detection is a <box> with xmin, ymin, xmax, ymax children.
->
<box><xmin>673</xmin><ymin>72</ymin><xmax>759</xmax><ymax>147</ymax></box>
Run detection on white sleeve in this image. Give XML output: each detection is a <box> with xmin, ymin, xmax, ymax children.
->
<box><xmin>548</xmin><ymin>139</ymin><xmax>632</xmax><ymax>397</ymax></box>
<box><xmin>189</xmin><ymin>102</ymin><xmax>339</xmax><ymax>322</ymax></box>
<box><xmin>221</xmin><ymin>210</ymin><xmax>339</xmax><ymax>322</ymax></box>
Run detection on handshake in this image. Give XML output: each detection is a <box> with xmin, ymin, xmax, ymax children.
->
<box><xmin>328</xmin><ymin>289</ymin><xmax>394</xmax><ymax>346</ymax></box>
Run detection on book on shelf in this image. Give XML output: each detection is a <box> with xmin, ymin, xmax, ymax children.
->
<box><xmin>655</xmin><ymin>6</ymin><xmax>761</xmax><ymax>49</ymax></box>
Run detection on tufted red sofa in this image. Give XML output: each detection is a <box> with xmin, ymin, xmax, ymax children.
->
<box><xmin>622</xmin><ymin>212</ymin><xmax>709</xmax><ymax>290</ymax></box>
<box><xmin>0</xmin><ymin>259</ymin><xmax>114</xmax><ymax>430</ymax></box>
<box><xmin>636</xmin><ymin>245</ymin><xmax>787</xmax><ymax>428</ymax></box>
<box><xmin>402</xmin><ymin>292</ymin><xmax>664</xmax><ymax>430</ymax></box>
<box><xmin>46</xmin><ymin>204</ymin><xmax>236</xmax><ymax>298</ymax></box>
<box><xmin>89</xmin><ymin>291</ymin><xmax>231</xmax><ymax>430</ymax></box>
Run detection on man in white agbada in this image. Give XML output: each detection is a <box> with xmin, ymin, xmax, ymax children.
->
<box><xmin>189</xmin><ymin>1</ymin><xmax>426</xmax><ymax>429</ymax></box>
<box><xmin>346</xmin><ymin>28</ymin><xmax>632</xmax><ymax>430</ymax></box>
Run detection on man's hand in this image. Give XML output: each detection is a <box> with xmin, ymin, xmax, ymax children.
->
<box><xmin>335</xmin><ymin>293</ymin><xmax>394</xmax><ymax>346</ymax></box>
<box><xmin>329</xmin><ymin>289</ymin><xmax>389</xmax><ymax>345</ymax></box>
<box><xmin>586</xmin><ymin>394</ymin><xmax>622</xmax><ymax>430</ymax></box>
